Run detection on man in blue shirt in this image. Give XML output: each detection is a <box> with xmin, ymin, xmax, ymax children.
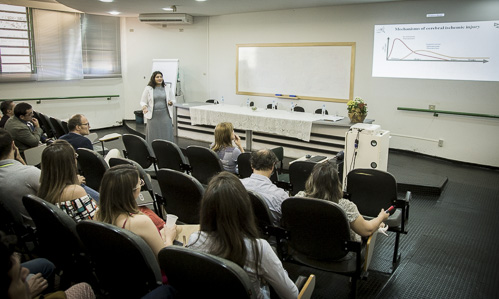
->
<box><xmin>59</xmin><ymin>114</ymin><xmax>93</xmax><ymax>151</ymax></box>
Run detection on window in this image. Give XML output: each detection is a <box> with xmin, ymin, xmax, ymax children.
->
<box><xmin>0</xmin><ymin>4</ymin><xmax>121</xmax><ymax>81</ymax></box>
<box><xmin>82</xmin><ymin>14</ymin><xmax>121</xmax><ymax>78</ymax></box>
<box><xmin>0</xmin><ymin>4</ymin><xmax>34</xmax><ymax>75</ymax></box>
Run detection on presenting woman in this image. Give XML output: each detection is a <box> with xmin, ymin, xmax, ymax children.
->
<box><xmin>140</xmin><ymin>71</ymin><xmax>175</xmax><ymax>146</ymax></box>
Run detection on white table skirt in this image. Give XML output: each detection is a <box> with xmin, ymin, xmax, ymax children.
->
<box><xmin>189</xmin><ymin>104</ymin><xmax>343</xmax><ymax>142</ymax></box>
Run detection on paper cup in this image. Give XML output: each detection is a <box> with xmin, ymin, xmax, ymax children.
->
<box><xmin>166</xmin><ymin>214</ymin><xmax>178</xmax><ymax>228</ymax></box>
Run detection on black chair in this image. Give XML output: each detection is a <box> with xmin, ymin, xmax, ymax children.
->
<box><xmin>345</xmin><ymin>168</ymin><xmax>410</xmax><ymax>267</ymax></box>
<box><xmin>206</xmin><ymin>99</ymin><xmax>219</xmax><ymax>104</ymax></box>
<box><xmin>158</xmin><ymin>246</ymin><xmax>256</xmax><ymax>298</ymax></box>
<box><xmin>22</xmin><ymin>194</ymin><xmax>93</xmax><ymax>288</ymax></box>
<box><xmin>237</xmin><ymin>152</ymin><xmax>252</xmax><ymax>179</ymax></box>
<box><xmin>37</xmin><ymin>112</ymin><xmax>55</xmax><ymax>138</ymax></box>
<box><xmin>293</xmin><ymin>106</ymin><xmax>305</xmax><ymax>112</ymax></box>
<box><xmin>49</xmin><ymin>116</ymin><xmax>66</xmax><ymax>138</ymax></box>
<box><xmin>61</xmin><ymin>120</ymin><xmax>69</xmax><ymax>133</ymax></box>
<box><xmin>151</xmin><ymin>139</ymin><xmax>191</xmax><ymax>173</ymax></box>
<box><xmin>109</xmin><ymin>157</ymin><xmax>163</xmax><ymax>218</ymax></box>
<box><xmin>280</xmin><ymin>197</ymin><xmax>367</xmax><ymax>298</ymax></box>
<box><xmin>267</xmin><ymin>103</ymin><xmax>278</xmax><ymax>109</ymax></box>
<box><xmin>76</xmin><ymin>221</ymin><xmax>162</xmax><ymax>299</ymax></box>
<box><xmin>288</xmin><ymin>160</ymin><xmax>317</xmax><ymax>196</ymax></box>
<box><xmin>76</xmin><ymin>148</ymin><xmax>109</xmax><ymax>192</ymax></box>
<box><xmin>122</xmin><ymin>134</ymin><xmax>158</xmax><ymax>178</ymax></box>
<box><xmin>184</xmin><ymin>145</ymin><xmax>223</xmax><ymax>185</ymax></box>
<box><xmin>0</xmin><ymin>196</ymin><xmax>37</xmax><ymax>257</ymax></box>
<box><xmin>156</xmin><ymin>169</ymin><xmax>204</xmax><ymax>224</ymax></box>
<box><xmin>314</xmin><ymin>108</ymin><xmax>329</xmax><ymax>115</ymax></box>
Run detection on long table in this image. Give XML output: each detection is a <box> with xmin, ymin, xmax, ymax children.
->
<box><xmin>174</xmin><ymin>102</ymin><xmax>373</xmax><ymax>159</ymax></box>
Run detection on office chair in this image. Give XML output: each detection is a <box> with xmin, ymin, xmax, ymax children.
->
<box><xmin>289</xmin><ymin>160</ymin><xmax>316</xmax><ymax>196</ymax></box>
<box><xmin>156</xmin><ymin>168</ymin><xmax>205</xmax><ymax>224</ymax></box>
<box><xmin>37</xmin><ymin>112</ymin><xmax>56</xmax><ymax>138</ymax></box>
<box><xmin>293</xmin><ymin>106</ymin><xmax>305</xmax><ymax>112</ymax></box>
<box><xmin>76</xmin><ymin>148</ymin><xmax>109</xmax><ymax>192</ymax></box>
<box><xmin>345</xmin><ymin>168</ymin><xmax>410</xmax><ymax>267</ymax></box>
<box><xmin>314</xmin><ymin>108</ymin><xmax>329</xmax><ymax>115</ymax></box>
<box><xmin>122</xmin><ymin>134</ymin><xmax>158</xmax><ymax>179</ymax></box>
<box><xmin>49</xmin><ymin>116</ymin><xmax>67</xmax><ymax>138</ymax></box>
<box><xmin>184</xmin><ymin>145</ymin><xmax>223</xmax><ymax>185</ymax></box>
<box><xmin>267</xmin><ymin>103</ymin><xmax>278</xmax><ymax>109</ymax></box>
<box><xmin>158</xmin><ymin>246</ymin><xmax>256</xmax><ymax>298</ymax></box>
<box><xmin>76</xmin><ymin>221</ymin><xmax>162</xmax><ymax>298</ymax></box>
<box><xmin>280</xmin><ymin>197</ymin><xmax>369</xmax><ymax>298</ymax></box>
<box><xmin>151</xmin><ymin>139</ymin><xmax>191</xmax><ymax>173</ymax></box>
<box><xmin>237</xmin><ymin>152</ymin><xmax>252</xmax><ymax>178</ymax></box>
<box><xmin>22</xmin><ymin>194</ymin><xmax>94</xmax><ymax>288</ymax></box>
<box><xmin>206</xmin><ymin>99</ymin><xmax>219</xmax><ymax>104</ymax></box>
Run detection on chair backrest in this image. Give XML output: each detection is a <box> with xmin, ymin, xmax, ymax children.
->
<box><xmin>151</xmin><ymin>139</ymin><xmax>189</xmax><ymax>172</ymax></box>
<box><xmin>122</xmin><ymin>134</ymin><xmax>156</xmax><ymax>169</ymax></box>
<box><xmin>289</xmin><ymin>161</ymin><xmax>316</xmax><ymax>196</ymax></box>
<box><xmin>49</xmin><ymin>116</ymin><xmax>66</xmax><ymax>139</ymax></box>
<box><xmin>156</xmin><ymin>169</ymin><xmax>204</xmax><ymax>224</ymax></box>
<box><xmin>293</xmin><ymin>106</ymin><xmax>305</xmax><ymax>112</ymax></box>
<box><xmin>37</xmin><ymin>112</ymin><xmax>55</xmax><ymax>138</ymax></box>
<box><xmin>0</xmin><ymin>195</ymin><xmax>36</xmax><ymax>255</ymax></box>
<box><xmin>206</xmin><ymin>99</ymin><xmax>219</xmax><ymax>104</ymax></box>
<box><xmin>237</xmin><ymin>152</ymin><xmax>252</xmax><ymax>179</ymax></box>
<box><xmin>23</xmin><ymin>144</ymin><xmax>46</xmax><ymax>166</ymax></box>
<box><xmin>266</xmin><ymin>103</ymin><xmax>278</xmax><ymax>109</ymax></box>
<box><xmin>270</xmin><ymin>146</ymin><xmax>284</xmax><ymax>174</ymax></box>
<box><xmin>76</xmin><ymin>148</ymin><xmax>109</xmax><ymax>191</ymax></box>
<box><xmin>61</xmin><ymin>120</ymin><xmax>69</xmax><ymax>134</ymax></box>
<box><xmin>22</xmin><ymin>194</ymin><xmax>83</xmax><ymax>269</ymax></box>
<box><xmin>185</xmin><ymin>145</ymin><xmax>223</xmax><ymax>185</ymax></box>
<box><xmin>346</xmin><ymin>168</ymin><xmax>398</xmax><ymax>217</ymax></box>
<box><xmin>314</xmin><ymin>108</ymin><xmax>329</xmax><ymax>115</ymax></box>
<box><xmin>247</xmin><ymin>190</ymin><xmax>273</xmax><ymax>238</ymax></box>
<box><xmin>281</xmin><ymin>197</ymin><xmax>352</xmax><ymax>261</ymax></box>
<box><xmin>76</xmin><ymin>221</ymin><xmax>162</xmax><ymax>298</ymax></box>
<box><xmin>158</xmin><ymin>246</ymin><xmax>255</xmax><ymax>298</ymax></box>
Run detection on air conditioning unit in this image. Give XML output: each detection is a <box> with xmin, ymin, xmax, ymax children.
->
<box><xmin>138</xmin><ymin>13</ymin><xmax>193</xmax><ymax>25</ymax></box>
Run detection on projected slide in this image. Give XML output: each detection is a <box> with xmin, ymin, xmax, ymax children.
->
<box><xmin>372</xmin><ymin>20</ymin><xmax>499</xmax><ymax>81</ymax></box>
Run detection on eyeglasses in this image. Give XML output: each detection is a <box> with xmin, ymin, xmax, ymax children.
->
<box><xmin>25</xmin><ymin>111</ymin><xmax>34</xmax><ymax>116</ymax></box>
<box><xmin>133</xmin><ymin>179</ymin><xmax>145</xmax><ymax>190</ymax></box>
<box><xmin>80</xmin><ymin>123</ymin><xmax>90</xmax><ymax>127</ymax></box>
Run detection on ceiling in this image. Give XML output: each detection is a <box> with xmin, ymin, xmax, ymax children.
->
<box><xmin>53</xmin><ymin>0</ymin><xmax>408</xmax><ymax>17</ymax></box>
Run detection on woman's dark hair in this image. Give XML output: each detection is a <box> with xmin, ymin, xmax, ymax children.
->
<box><xmin>196</xmin><ymin>172</ymin><xmax>261</xmax><ymax>273</ymax></box>
<box><xmin>304</xmin><ymin>161</ymin><xmax>343</xmax><ymax>203</ymax></box>
<box><xmin>38</xmin><ymin>140</ymin><xmax>79</xmax><ymax>204</ymax></box>
<box><xmin>96</xmin><ymin>164</ymin><xmax>140</xmax><ymax>226</ymax></box>
<box><xmin>147</xmin><ymin>71</ymin><xmax>165</xmax><ymax>88</ymax></box>
<box><xmin>0</xmin><ymin>231</ymin><xmax>17</xmax><ymax>298</ymax></box>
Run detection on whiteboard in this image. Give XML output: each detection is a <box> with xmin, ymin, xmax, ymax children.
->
<box><xmin>237</xmin><ymin>43</ymin><xmax>355</xmax><ymax>102</ymax></box>
<box><xmin>152</xmin><ymin>59</ymin><xmax>178</xmax><ymax>98</ymax></box>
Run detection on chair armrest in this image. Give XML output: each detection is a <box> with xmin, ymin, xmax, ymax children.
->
<box><xmin>395</xmin><ymin>191</ymin><xmax>411</xmax><ymax>233</ymax></box>
<box><xmin>297</xmin><ymin>274</ymin><xmax>316</xmax><ymax>299</ymax></box>
<box><xmin>98</xmin><ymin>133</ymin><xmax>121</xmax><ymax>142</ymax></box>
<box><xmin>275</xmin><ymin>180</ymin><xmax>293</xmax><ymax>192</ymax></box>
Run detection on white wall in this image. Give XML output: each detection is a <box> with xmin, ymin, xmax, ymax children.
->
<box><xmin>203</xmin><ymin>0</ymin><xmax>499</xmax><ymax>167</ymax></box>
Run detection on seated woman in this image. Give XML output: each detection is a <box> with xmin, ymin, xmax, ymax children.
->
<box><xmin>210</xmin><ymin>122</ymin><xmax>244</xmax><ymax>174</ymax></box>
<box><xmin>38</xmin><ymin>140</ymin><xmax>97</xmax><ymax>222</ymax></box>
<box><xmin>95</xmin><ymin>164</ymin><xmax>177</xmax><ymax>258</ymax></box>
<box><xmin>295</xmin><ymin>161</ymin><xmax>389</xmax><ymax>242</ymax></box>
<box><xmin>188</xmin><ymin>172</ymin><xmax>298</xmax><ymax>299</ymax></box>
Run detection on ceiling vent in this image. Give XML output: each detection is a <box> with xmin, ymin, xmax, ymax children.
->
<box><xmin>138</xmin><ymin>13</ymin><xmax>193</xmax><ymax>25</ymax></box>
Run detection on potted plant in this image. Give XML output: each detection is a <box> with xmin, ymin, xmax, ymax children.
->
<box><xmin>347</xmin><ymin>97</ymin><xmax>367</xmax><ymax>123</ymax></box>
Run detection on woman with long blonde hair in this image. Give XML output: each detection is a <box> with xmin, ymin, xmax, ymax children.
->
<box><xmin>210</xmin><ymin>122</ymin><xmax>244</xmax><ymax>174</ymax></box>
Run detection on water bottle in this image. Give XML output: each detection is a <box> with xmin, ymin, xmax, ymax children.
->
<box><xmin>272</xmin><ymin>100</ymin><xmax>276</xmax><ymax>110</ymax></box>
<box><xmin>322</xmin><ymin>104</ymin><xmax>326</xmax><ymax>116</ymax></box>
<box><xmin>221</xmin><ymin>96</ymin><xmax>224</xmax><ymax>106</ymax></box>
<box><xmin>247</xmin><ymin>98</ymin><xmax>250</xmax><ymax>108</ymax></box>
<box><xmin>290</xmin><ymin>102</ymin><xmax>294</xmax><ymax>112</ymax></box>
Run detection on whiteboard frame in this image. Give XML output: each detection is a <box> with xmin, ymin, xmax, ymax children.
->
<box><xmin>236</xmin><ymin>42</ymin><xmax>356</xmax><ymax>103</ymax></box>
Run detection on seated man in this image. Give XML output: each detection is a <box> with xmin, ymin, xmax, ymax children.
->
<box><xmin>240</xmin><ymin>149</ymin><xmax>289</xmax><ymax>226</ymax></box>
<box><xmin>59</xmin><ymin>114</ymin><xmax>93</xmax><ymax>151</ymax></box>
<box><xmin>0</xmin><ymin>100</ymin><xmax>15</xmax><ymax>128</ymax></box>
<box><xmin>4</xmin><ymin>102</ymin><xmax>43</xmax><ymax>155</ymax></box>
<box><xmin>0</xmin><ymin>128</ymin><xmax>41</xmax><ymax>226</ymax></box>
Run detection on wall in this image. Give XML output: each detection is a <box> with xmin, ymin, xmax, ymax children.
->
<box><xmin>204</xmin><ymin>0</ymin><xmax>499</xmax><ymax>167</ymax></box>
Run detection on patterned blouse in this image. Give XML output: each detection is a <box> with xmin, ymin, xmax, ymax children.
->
<box><xmin>57</xmin><ymin>194</ymin><xmax>97</xmax><ymax>222</ymax></box>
